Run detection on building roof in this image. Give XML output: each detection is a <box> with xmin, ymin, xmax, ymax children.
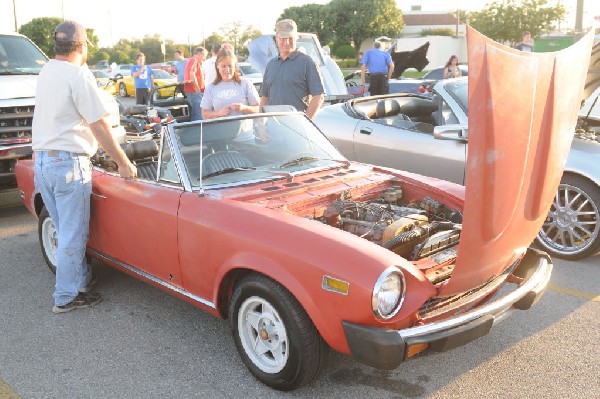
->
<box><xmin>403</xmin><ymin>13</ymin><xmax>459</xmax><ymax>26</ymax></box>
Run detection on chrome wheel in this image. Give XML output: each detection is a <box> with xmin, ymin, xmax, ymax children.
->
<box><xmin>237</xmin><ymin>296</ymin><xmax>289</xmax><ymax>374</ymax></box>
<box><xmin>537</xmin><ymin>176</ymin><xmax>600</xmax><ymax>259</ymax></box>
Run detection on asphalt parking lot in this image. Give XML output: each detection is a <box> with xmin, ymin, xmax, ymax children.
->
<box><xmin>0</xmin><ymin>198</ymin><xmax>598</xmax><ymax>399</ymax></box>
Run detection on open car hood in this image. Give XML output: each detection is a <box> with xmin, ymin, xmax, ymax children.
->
<box><xmin>439</xmin><ymin>27</ymin><xmax>593</xmax><ymax>296</ymax></box>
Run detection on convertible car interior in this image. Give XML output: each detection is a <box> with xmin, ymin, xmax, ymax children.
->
<box><xmin>352</xmin><ymin>96</ymin><xmax>439</xmax><ymax>133</ymax></box>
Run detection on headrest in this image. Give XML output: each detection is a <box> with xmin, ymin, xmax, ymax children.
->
<box><xmin>124</xmin><ymin>140</ymin><xmax>159</xmax><ymax>162</ymax></box>
<box><xmin>375</xmin><ymin>99</ymin><xmax>401</xmax><ymax>118</ymax></box>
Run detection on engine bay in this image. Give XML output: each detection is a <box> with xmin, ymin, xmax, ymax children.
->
<box><xmin>317</xmin><ymin>186</ymin><xmax>463</xmax><ymax>262</ymax></box>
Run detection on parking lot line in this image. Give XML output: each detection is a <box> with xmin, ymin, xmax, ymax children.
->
<box><xmin>0</xmin><ymin>377</ymin><xmax>20</xmax><ymax>399</ymax></box>
<box><xmin>549</xmin><ymin>283</ymin><xmax>600</xmax><ymax>302</ymax></box>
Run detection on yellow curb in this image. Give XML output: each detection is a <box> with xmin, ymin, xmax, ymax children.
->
<box><xmin>0</xmin><ymin>377</ymin><xmax>20</xmax><ymax>399</ymax></box>
<box><xmin>548</xmin><ymin>283</ymin><xmax>600</xmax><ymax>302</ymax></box>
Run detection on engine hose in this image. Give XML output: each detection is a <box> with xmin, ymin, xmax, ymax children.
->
<box><xmin>383</xmin><ymin>221</ymin><xmax>456</xmax><ymax>253</ymax></box>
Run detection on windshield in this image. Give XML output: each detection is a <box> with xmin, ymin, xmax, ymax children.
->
<box><xmin>296</xmin><ymin>37</ymin><xmax>324</xmax><ymax>66</ymax></box>
<box><xmin>239</xmin><ymin>63</ymin><xmax>261</xmax><ymax>75</ymax></box>
<box><xmin>445</xmin><ymin>80</ymin><xmax>469</xmax><ymax>115</ymax></box>
<box><xmin>0</xmin><ymin>35</ymin><xmax>48</xmax><ymax>74</ymax></box>
<box><xmin>173</xmin><ymin>113</ymin><xmax>346</xmax><ymax>187</ymax></box>
<box><xmin>153</xmin><ymin>69</ymin><xmax>174</xmax><ymax>79</ymax></box>
<box><xmin>92</xmin><ymin>70</ymin><xmax>110</xmax><ymax>79</ymax></box>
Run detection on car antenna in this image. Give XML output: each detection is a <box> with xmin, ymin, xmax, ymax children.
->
<box><xmin>198</xmin><ymin>122</ymin><xmax>205</xmax><ymax>197</ymax></box>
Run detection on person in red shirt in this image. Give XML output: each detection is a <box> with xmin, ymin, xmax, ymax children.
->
<box><xmin>184</xmin><ymin>47</ymin><xmax>207</xmax><ymax>121</ymax></box>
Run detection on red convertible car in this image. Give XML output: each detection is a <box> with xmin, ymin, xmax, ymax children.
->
<box><xmin>15</xmin><ymin>28</ymin><xmax>592</xmax><ymax>390</ymax></box>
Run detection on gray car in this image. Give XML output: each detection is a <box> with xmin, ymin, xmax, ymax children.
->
<box><xmin>315</xmin><ymin>77</ymin><xmax>600</xmax><ymax>259</ymax></box>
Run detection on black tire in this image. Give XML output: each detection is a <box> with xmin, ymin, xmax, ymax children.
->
<box><xmin>229</xmin><ymin>274</ymin><xmax>328</xmax><ymax>391</ymax></box>
<box><xmin>536</xmin><ymin>174</ymin><xmax>600</xmax><ymax>259</ymax></box>
<box><xmin>38</xmin><ymin>207</ymin><xmax>57</xmax><ymax>274</ymax></box>
<box><xmin>119</xmin><ymin>82</ymin><xmax>128</xmax><ymax>97</ymax></box>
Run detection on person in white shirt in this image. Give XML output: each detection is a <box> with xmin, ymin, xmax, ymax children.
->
<box><xmin>202</xmin><ymin>43</ymin><xmax>221</xmax><ymax>86</ymax></box>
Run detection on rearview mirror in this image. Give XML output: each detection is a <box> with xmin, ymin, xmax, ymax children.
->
<box><xmin>433</xmin><ymin>124</ymin><xmax>468</xmax><ymax>142</ymax></box>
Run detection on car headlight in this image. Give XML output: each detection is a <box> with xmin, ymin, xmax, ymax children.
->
<box><xmin>372</xmin><ymin>267</ymin><xmax>405</xmax><ymax>319</ymax></box>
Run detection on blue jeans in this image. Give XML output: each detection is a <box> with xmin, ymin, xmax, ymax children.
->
<box><xmin>34</xmin><ymin>151</ymin><xmax>93</xmax><ymax>306</ymax></box>
<box><xmin>186</xmin><ymin>91</ymin><xmax>203</xmax><ymax>121</ymax></box>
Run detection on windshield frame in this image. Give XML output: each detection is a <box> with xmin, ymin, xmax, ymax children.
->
<box><xmin>167</xmin><ymin>112</ymin><xmax>348</xmax><ymax>192</ymax></box>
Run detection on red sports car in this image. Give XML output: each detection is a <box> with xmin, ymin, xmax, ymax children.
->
<box><xmin>16</xmin><ymin>28</ymin><xmax>592</xmax><ymax>391</ymax></box>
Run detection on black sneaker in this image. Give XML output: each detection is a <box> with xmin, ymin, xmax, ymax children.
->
<box><xmin>52</xmin><ymin>292</ymin><xmax>102</xmax><ymax>314</ymax></box>
<box><xmin>79</xmin><ymin>274</ymin><xmax>98</xmax><ymax>293</ymax></box>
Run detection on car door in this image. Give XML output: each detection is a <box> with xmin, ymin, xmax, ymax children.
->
<box><xmin>352</xmin><ymin>118</ymin><xmax>467</xmax><ymax>184</ymax></box>
<box><xmin>88</xmin><ymin>172</ymin><xmax>184</xmax><ymax>286</ymax></box>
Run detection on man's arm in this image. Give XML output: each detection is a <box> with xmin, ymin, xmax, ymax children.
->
<box><xmin>260</xmin><ymin>96</ymin><xmax>269</xmax><ymax>107</ymax></box>
<box><xmin>305</xmin><ymin>93</ymin><xmax>324</xmax><ymax>120</ymax></box>
<box><xmin>361</xmin><ymin>64</ymin><xmax>367</xmax><ymax>86</ymax></box>
<box><xmin>89</xmin><ymin>117</ymin><xmax>137</xmax><ymax>178</ymax></box>
<box><xmin>387</xmin><ymin>61</ymin><xmax>395</xmax><ymax>80</ymax></box>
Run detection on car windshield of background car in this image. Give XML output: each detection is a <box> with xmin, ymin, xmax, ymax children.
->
<box><xmin>296</xmin><ymin>37</ymin><xmax>324</xmax><ymax>66</ymax></box>
<box><xmin>446</xmin><ymin>80</ymin><xmax>469</xmax><ymax>115</ymax></box>
<box><xmin>0</xmin><ymin>35</ymin><xmax>47</xmax><ymax>74</ymax></box>
<box><xmin>239</xmin><ymin>64</ymin><xmax>261</xmax><ymax>75</ymax></box>
<box><xmin>173</xmin><ymin>114</ymin><xmax>346</xmax><ymax>187</ymax></box>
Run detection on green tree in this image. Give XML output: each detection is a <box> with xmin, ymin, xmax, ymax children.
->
<box><xmin>468</xmin><ymin>0</ymin><xmax>566</xmax><ymax>44</ymax></box>
<box><xmin>334</xmin><ymin>44</ymin><xmax>357</xmax><ymax>59</ymax></box>
<box><xmin>110</xmin><ymin>50</ymin><xmax>130</xmax><ymax>64</ymax></box>
<box><xmin>19</xmin><ymin>17</ymin><xmax>63</xmax><ymax>57</ymax></box>
<box><xmin>219</xmin><ymin>22</ymin><xmax>262</xmax><ymax>56</ymax></box>
<box><xmin>280</xmin><ymin>4</ymin><xmax>332</xmax><ymax>44</ymax></box>
<box><xmin>326</xmin><ymin>0</ymin><xmax>404</xmax><ymax>49</ymax></box>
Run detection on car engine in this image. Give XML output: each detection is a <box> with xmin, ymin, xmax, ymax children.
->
<box><xmin>319</xmin><ymin>187</ymin><xmax>463</xmax><ymax>261</ymax></box>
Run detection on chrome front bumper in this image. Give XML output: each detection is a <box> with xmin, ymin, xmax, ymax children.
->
<box><xmin>343</xmin><ymin>248</ymin><xmax>553</xmax><ymax>369</ymax></box>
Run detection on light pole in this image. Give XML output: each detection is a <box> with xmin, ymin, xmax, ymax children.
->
<box><xmin>12</xmin><ymin>0</ymin><xmax>18</xmax><ymax>32</ymax></box>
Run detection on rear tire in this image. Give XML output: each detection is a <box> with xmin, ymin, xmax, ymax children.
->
<box><xmin>38</xmin><ymin>207</ymin><xmax>57</xmax><ymax>274</ymax></box>
<box><xmin>229</xmin><ymin>274</ymin><xmax>327</xmax><ymax>391</ymax></box>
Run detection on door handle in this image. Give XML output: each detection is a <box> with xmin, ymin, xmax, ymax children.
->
<box><xmin>360</xmin><ymin>127</ymin><xmax>372</xmax><ymax>135</ymax></box>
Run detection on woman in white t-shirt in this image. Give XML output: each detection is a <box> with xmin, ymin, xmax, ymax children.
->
<box><xmin>201</xmin><ymin>49</ymin><xmax>260</xmax><ymax>142</ymax></box>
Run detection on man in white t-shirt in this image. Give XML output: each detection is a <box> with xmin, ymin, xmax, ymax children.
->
<box><xmin>202</xmin><ymin>43</ymin><xmax>220</xmax><ymax>86</ymax></box>
<box><xmin>32</xmin><ymin>20</ymin><xmax>137</xmax><ymax>314</ymax></box>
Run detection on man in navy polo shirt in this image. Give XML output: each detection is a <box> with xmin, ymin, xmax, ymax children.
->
<box><xmin>361</xmin><ymin>40</ymin><xmax>395</xmax><ymax>95</ymax></box>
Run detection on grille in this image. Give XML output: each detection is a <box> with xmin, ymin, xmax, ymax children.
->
<box><xmin>418</xmin><ymin>268</ymin><xmax>511</xmax><ymax>320</ymax></box>
<box><xmin>0</xmin><ymin>105</ymin><xmax>34</xmax><ymax>145</ymax></box>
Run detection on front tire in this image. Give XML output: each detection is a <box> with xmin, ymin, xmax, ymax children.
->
<box><xmin>38</xmin><ymin>207</ymin><xmax>57</xmax><ymax>274</ymax></box>
<box><xmin>119</xmin><ymin>82</ymin><xmax>128</xmax><ymax>97</ymax></box>
<box><xmin>229</xmin><ymin>274</ymin><xmax>327</xmax><ymax>391</ymax></box>
<box><xmin>536</xmin><ymin>174</ymin><xmax>600</xmax><ymax>259</ymax></box>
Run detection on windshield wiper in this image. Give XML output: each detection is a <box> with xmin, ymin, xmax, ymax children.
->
<box><xmin>201</xmin><ymin>166</ymin><xmax>256</xmax><ymax>179</ymax></box>
<box><xmin>279</xmin><ymin>156</ymin><xmax>320</xmax><ymax>168</ymax></box>
<box><xmin>279</xmin><ymin>157</ymin><xmax>351</xmax><ymax>169</ymax></box>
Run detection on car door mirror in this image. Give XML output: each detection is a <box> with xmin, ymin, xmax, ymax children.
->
<box><xmin>433</xmin><ymin>124</ymin><xmax>468</xmax><ymax>142</ymax></box>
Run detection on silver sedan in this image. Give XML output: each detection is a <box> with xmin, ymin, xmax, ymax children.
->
<box><xmin>315</xmin><ymin>77</ymin><xmax>600</xmax><ymax>259</ymax></box>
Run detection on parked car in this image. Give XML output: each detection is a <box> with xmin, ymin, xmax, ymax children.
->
<box><xmin>421</xmin><ymin>65</ymin><xmax>469</xmax><ymax>80</ymax></box>
<box><xmin>91</xmin><ymin>69</ymin><xmax>117</xmax><ymax>96</ymax></box>
<box><xmin>150</xmin><ymin>60</ymin><xmax>177</xmax><ymax>75</ymax></box>
<box><xmin>118</xmin><ymin>68</ymin><xmax>177</xmax><ymax>98</ymax></box>
<box><xmin>315</xmin><ymin>77</ymin><xmax>600</xmax><ymax>259</ymax></box>
<box><xmin>15</xmin><ymin>27</ymin><xmax>588</xmax><ymax>391</ymax></box>
<box><xmin>345</xmin><ymin>70</ymin><xmax>436</xmax><ymax>97</ymax></box>
<box><xmin>107</xmin><ymin>63</ymin><xmax>133</xmax><ymax>78</ymax></box>
<box><xmin>0</xmin><ymin>32</ymin><xmax>48</xmax><ymax>190</ymax></box>
<box><xmin>238</xmin><ymin>61</ymin><xmax>262</xmax><ymax>92</ymax></box>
